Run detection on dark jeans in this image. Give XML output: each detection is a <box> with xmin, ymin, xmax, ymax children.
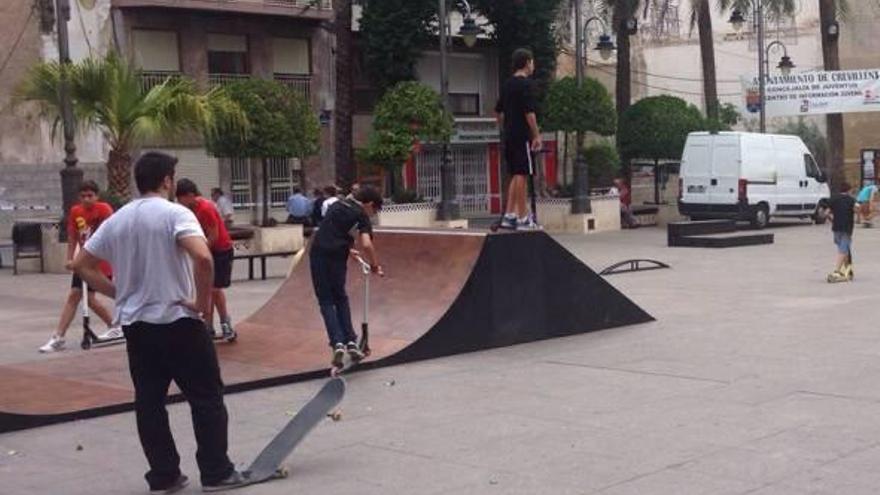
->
<box><xmin>123</xmin><ymin>318</ymin><xmax>234</xmax><ymax>490</ymax></box>
<box><xmin>310</xmin><ymin>248</ymin><xmax>357</xmax><ymax>346</ymax></box>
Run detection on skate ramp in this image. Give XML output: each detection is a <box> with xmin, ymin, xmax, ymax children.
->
<box><xmin>0</xmin><ymin>229</ymin><xmax>653</xmax><ymax>432</ymax></box>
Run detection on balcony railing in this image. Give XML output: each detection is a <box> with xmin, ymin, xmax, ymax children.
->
<box><xmin>208</xmin><ymin>73</ymin><xmax>251</xmax><ymax>88</ymax></box>
<box><xmin>273</xmin><ymin>74</ymin><xmax>311</xmax><ymax>99</ymax></box>
<box><xmin>140</xmin><ymin>70</ymin><xmax>181</xmax><ymax>92</ymax></box>
<box><xmin>264</xmin><ymin>0</ymin><xmax>331</xmax><ymax>8</ymax></box>
<box><xmin>114</xmin><ymin>0</ymin><xmax>333</xmax><ymax>14</ymax></box>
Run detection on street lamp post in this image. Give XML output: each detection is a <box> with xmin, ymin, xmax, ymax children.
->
<box><xmin>572</xmin><ymin>5</ymin><xmax>615</xmax><ymax>215</ymax></box>
<box><xmin>729</xmin><ymin>2</ymin><xmax>794</xmax><ymax>134</ymax></box>
<box><xmin>437</xmin><ymin>0</ymin><xmax>482</xmax><ymax>221</ymax></box>
<box><xmin>56</xmin><ymin>0</ymin><xmax>82</xmax><ymax>242</ymax></box>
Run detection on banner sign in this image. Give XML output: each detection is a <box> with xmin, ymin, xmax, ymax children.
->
<box><xmin>741</xmin><ymin>69</ymin><xmax>880</xmax><ymax>117</ymax></box>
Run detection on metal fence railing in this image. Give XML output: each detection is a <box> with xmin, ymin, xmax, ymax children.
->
<box><xmin>273</xmin><ymin>74</ymin><xmax>311</xmax><ymax>100</ymax></box>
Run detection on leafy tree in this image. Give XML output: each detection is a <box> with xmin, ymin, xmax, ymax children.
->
<box><xmin>544</xmin><ymin>76</ymin><xmax>616</xmax><ymax>186</ymax></box>
<box><xmin>619</xmin><ymin>95</ymin><xmax>704</xmax><ymax>162</ymax></box>
<box><xmin>544</xmin><ymin>77</ymin><xmax>616</xmax><ymax>136</ymax></box>
<box><xmin>618</xmin><ymin>95</ymin><xmax>704</xmax><ymax>202</ymax></box>
<box><xmin>16</xmin><ymin>54</ymin><xmax>246</xmax><ymax>201</ymax></box>
<box><xmin>359</xmin><ymin>0</ymin><xmax>435</xmax><ymax>94</ymax></box>
<box><xmin>471</xmin><ymin>0</ymin><xmax>565</xmax><ymax>108</ymax></box>
<box><xmin>777</xmin><ymin>118</ymin><xmax>829</xmax><ymax>174</ymax></box>
<box><xmin>206</xmin><ymin>78</ymin><xmax>319</xmax><ymax>225</ymax></box>
<box><xmin>361</xmin><ymin>82</ymin><xmax>453</xmax><ymax>197</ymax></box>
<box><xmin>583</xmin><ymin>141</ymin><xmax>620</xmax><ymax>188</ymax></box>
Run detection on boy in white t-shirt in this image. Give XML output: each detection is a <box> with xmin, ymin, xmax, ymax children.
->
<box><xmin>72</xmin><ymin>152</ymin><xmax>245</xmax><ymax>492</ymax></box>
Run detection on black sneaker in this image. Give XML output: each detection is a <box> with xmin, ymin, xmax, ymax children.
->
<box><xmin>346</xmin><ymin>341</ymin><xmax>365</xmax><ymax>362</ymax></box>
<box><xmin>150</xmin><ymin>474</ymin><xmax>189</xmax><ymax>494</ymax></box>
<box><xmin>331</xmin><ymin>344</ymin><xmax>346</xmax><ymax>368</ymax></box>
<box><xmin>202</xmin><ymin>470</ymin><xmax>247</xmax><ymax>492</ymax></box>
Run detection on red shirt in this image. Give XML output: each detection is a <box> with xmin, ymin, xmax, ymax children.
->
<box><xmin>619</xmin><ymin>184</ymin><xmax>632</xmax><ymax>207</ymax></box>
<box><xmin>68</xmin><ymin>201</ymin><xmax>114</xmax><ymax>276</ymax></box>
<box><xmin>194</xmin><ymin>197</ymin><xmax>233</xmax><ymax>252</ymax></box>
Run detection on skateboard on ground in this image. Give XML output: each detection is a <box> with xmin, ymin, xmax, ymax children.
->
<box><xmin>331</xmin><ymin>255</ymin><xmax>373</xmax><ymax>376</ymax></box>
<box><xmin>223</xmin><ymin>378</ymin><xmax>346</xmax><ymax>490</ymax></box>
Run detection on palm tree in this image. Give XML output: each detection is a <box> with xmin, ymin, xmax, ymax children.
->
<box><xmin>818</xmin><ymin>0</ymin><xmax>847</xmax><ymax>184</ymax></box>
<box><xmin>603</xmin><ymin>0</ymin><xmax>641</xmax><ymax>116</ymax></box>
<box><xmin>335</xmin><ymin>0</ymin><xmax>356</xmax><ymax>188</ymax></box>
<box><xmin>16</xmin><ymin>54</ymin><xmax>246</xmax><ymax>201</ymax></box>
<box><xmin>695</xmin><ymin>0</ymin><xmax>718</xmax><ymax>121</ymax></box>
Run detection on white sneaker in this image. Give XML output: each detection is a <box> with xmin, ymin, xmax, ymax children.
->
<box><xmin>39</xmin><ymin>335</ymin><xmax>66</xmax><ymax>353</ymax></box>
<box><xmin>98</xmin><ymin>326</ymin><xmax>123</xmax><ymax>340</ymax></box>
<box><xmin>517</xmin><ymin>217</ymin><xmax>542</xmax><ymax>231</ymax></box>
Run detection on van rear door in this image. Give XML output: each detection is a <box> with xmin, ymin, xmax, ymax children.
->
<box><xmin>709</xmin><ymin>134</ymin><xmax>741</xmax><ymax>205</ymax></box>
<box><xmin>680</xmin><ymin>134</ymin><xmax>711</xmax><ymax>204</ymax></box>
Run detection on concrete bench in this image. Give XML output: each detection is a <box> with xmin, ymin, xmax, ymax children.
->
<box><xmin>234</xmin><ymin>250</ymin><xmax>297</xmax><ymax>281</ymax></box>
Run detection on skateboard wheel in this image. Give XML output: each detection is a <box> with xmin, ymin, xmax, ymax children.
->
<box><xmin>327</xmin><ymin>410</ymin><xmax>342</xmax><ymax>421</ymax></box>
<box><xmin>274</xmin><ymin>467</ymin><xmax>289</xmax><ymax>479</ymax></box>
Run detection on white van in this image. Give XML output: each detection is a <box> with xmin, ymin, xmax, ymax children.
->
<box><xmin>678</xmin><ymin>132</ymin><xmax>830</xmax><ymax>229</ymax></box>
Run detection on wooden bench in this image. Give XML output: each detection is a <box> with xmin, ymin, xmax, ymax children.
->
<box><xmin>234</xmin><ymin>251</ymin><xmax>298</xmax><ymax>281</ymax></box>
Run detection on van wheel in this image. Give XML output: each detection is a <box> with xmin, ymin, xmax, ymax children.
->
<box><xmin>812</xmin><ymin>207</ymin><xmax>827</xmax><ymax>225</ymax></box>
<box><xmin>750</xmin><ymin>204</ymin><xmax>770</xmax><ymax>229</ymax></box>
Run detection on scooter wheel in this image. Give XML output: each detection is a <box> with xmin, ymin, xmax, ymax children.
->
<box><xmin>81</xmin><ymin>341</ymin><xmax>91</xmax><ymax>350</ymax></box>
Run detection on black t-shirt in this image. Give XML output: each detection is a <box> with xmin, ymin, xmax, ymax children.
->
<box><xmin>312</xmin><ymin>198</ymin><xmax>373</xmax><ymax>254</ymax></box>
<box><xmin>495</xmin><ymin>75</ymin><xmax>537</xmax><ymax>142</ymax></box>
<box><xmin>829</xmin><ymin>193</ymin><xmax>855</xmax><ymax>234</ymax></box>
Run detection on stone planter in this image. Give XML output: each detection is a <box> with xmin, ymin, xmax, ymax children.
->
<box><xmin>537</xmin><ymin>196</ymin><xmax>621</xmax><ymax>234</ymax></box>
<box><xmin>378</xmin><ymin>202</ymin><xmax>468</xmax><ymax>229</ymax></box>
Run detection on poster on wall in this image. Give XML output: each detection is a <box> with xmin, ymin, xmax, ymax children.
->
<box><xmin>741</xmin><ymin>69</ymin><xmax>880</xmax><ymax>117</ymax></box>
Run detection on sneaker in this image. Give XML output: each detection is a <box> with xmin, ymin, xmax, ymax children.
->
<box><xmin>39</xmin><ymin>335</ymin><xmax>65</xmax><ymax>353</ymax></box>
<box><xmin>499</xmin><ymin>216</ymin><xmax>517</xmax><ymax>230</ymax></box>
<box><xmin>331</xmin><ymin>344</ymin><xmax>346</xmax><ymax>368</ymax></box>
<box><xmin>97</xmin><ymin>326</ymin><xmax>123</xmax><ymax>340</ymax></box>
<box><xmin>220</xmin><ymin>321</ymin><xmax>237</xmax><ymax>342</ymax></box>
<box><xmin>517</xmin><ymin>216</ymin><xmax>541</xmax><ymax>231</ymax></box>
<box><xmin>150</xmin><ymin>474</ymin><xmax>189</xmax><ymax>494</ymax></box>
<box><xmin>346</xmin><ymin>341</ymin><xmax>365</xmax><ymax>361</ymax></box>
<box><xmin>202</xmin><ymin>470</ymin><xmax>247</xmax><ymax>492</ymax></box>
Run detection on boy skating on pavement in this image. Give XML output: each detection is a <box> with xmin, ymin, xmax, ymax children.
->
<box><xmin>826</xmin><ymin>182</ymin><xmax>858</xmax><ymax>282</ymax></box>
<box><xmin>175</xmin><ymin>179</ymin><xmax>237</xmax><ymax>341</ymax></box>
<box><xmin>40</xmin><ymin>180</ymin><xmax>120</xmax><ymax>352</ymax></box>
<box><xmin>310</xmin><ymin>186</ymin><xmax>383</xmax><ymax>368</ymax></box>
<box><xmin>72</xmin><ymin>152</ymin><xmax>245</xmax><ymax>492</ymax></box>
<box><xmin>495</xmin><ymin>48</ymin><xmax>542</xmax><ymax>230</ymax></box>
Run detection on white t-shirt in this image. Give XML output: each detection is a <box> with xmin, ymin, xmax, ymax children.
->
<box><xmin>214</xmin><ymin>195</ymin><xmax>234</xmax><ymax>219</ymax></box>
<box><xmin>85</xmin><ymin>196</ymin><xmax>206</xmax><ymax>326</ymax></box>
<box><xmin>322</xmin><ymin>196</ymin><xmax>340</xmax><ymax>216</ymax></box>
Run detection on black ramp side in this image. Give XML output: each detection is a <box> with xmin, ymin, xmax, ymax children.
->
<box><xmin>380</xmin><ymin>231</ymin><xmax>654</xmax><ymax>365</ymax></box>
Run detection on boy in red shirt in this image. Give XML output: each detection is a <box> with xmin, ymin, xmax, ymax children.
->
<box><xmin>175</xmin><ymin>179</ymin><xmax>237</xmax><ymax>341</ymax></box>
<box><xmin>40</xmin><ymin>181</ymin><xmax>118</xmax><ymax>352</ymax></box>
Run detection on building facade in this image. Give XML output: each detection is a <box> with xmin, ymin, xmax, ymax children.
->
<box><xmin>1</xmin><ymin>0</ymin><xmax>337</xmax><ymax>225</ymax></box>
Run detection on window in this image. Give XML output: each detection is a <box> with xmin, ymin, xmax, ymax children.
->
<box><xmin>272</xmin><ymin>38</ymin><xmax>310</xmax><ymax>75</ymax></box>
<box><xmin>228</xmin><ymin>157</ymin><xmax>251</xmax><ymax>209</ymax></box>
<box><xmin>133</xmin><ymin>30</ymin><xmax>180</xmax><ymax>71</ymax></box>
<box><xmin>133</xmin><ymin>30</ymin><xmax>180</xmax><ymax>91</ymax></box>
<box><xmin>804</xmin><ymin>154</ymin><xmax>822</xmax><ymax>179</ymax></box>
<box><xmin>207</xmin><ymin>34</ymin><xmax>249</xmax><ymax>74</ymax></box>
<box><xmin>266</xmin><ymin>158</ymin><xmax>303</xmax><ymax>206</ymax></box>
<box><xmin>449</xmin><ymin>93</ymin><xmax>480</xmax><ymax>116</ymax></box>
